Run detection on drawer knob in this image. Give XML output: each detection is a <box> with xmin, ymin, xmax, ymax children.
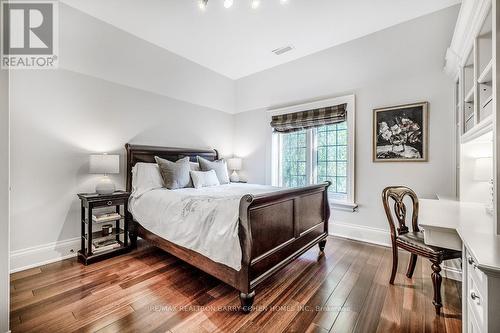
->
<box><xmin>470</xmin><ymin>292</ymin><xmax>480</xmax><ymax>301</ymax></box>
<box><xmin>107</xmin><ymin>201</ymin><xmax>112</xmax><ymax>206</ymax></box>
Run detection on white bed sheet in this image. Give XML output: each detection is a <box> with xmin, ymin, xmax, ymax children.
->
<box><xmin>129</xmin><ymin>183</ymin><xmax>278</xmax><ymax>271</ymax></box>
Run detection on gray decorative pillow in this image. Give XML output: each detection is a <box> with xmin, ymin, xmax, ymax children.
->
<box><xmin>197</xmin><ymin>156</ymin><xmax>230</xmax><ymax>184</ymax></box>
<box><xmin>154</xmin><ymin>156</ymin><xmax>191</xmax><ymax>190</ymax></box>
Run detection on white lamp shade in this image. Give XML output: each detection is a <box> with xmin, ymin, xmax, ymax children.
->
<box><xmin>473</xmin><ymin>157</ymin><xmax>493</xmax><ymax>182</ymax></box>
<box><xmin>89</xmin><ymin>154</ymin><xmax>119</xmax><ymax>174</ymax></box>
<box><xmin>227</xmin><ymin>158</ymin><xmax>242</xmax><ymax>171</ymax></box>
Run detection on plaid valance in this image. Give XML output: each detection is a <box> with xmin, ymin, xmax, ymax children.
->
<box><xmin>270</xmin><ymin>103</ymin><xmax>347</xmax><ymax>133</ymax></box>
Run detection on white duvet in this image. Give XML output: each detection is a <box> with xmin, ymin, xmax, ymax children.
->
<box><xmin>129</xmin><ymin>183</ymin><xmax>278</xmax><ymax>271</ymax></box>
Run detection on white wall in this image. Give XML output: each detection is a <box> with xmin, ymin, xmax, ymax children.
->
<box><xmin>0</xmin><ymin>69</ymin><xmax>10</xmax><ymax>332</ymax></box>
<box><xmin>60</xmin><ymin>4</ymin><xmax>235</xmax><ymax>114</ymax></box>
<box><xmin>233</xmin><ymin>6</ymin><xmax>459</xmax><ymax>244</ymax></box>
<box><xmin>9</xmin><ymin>5</ymin><xmax>235</xmax><ymax>271</ymax></box>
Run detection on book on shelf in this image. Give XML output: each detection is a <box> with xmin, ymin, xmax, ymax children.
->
<box><xmin>92</xmin><ymin>239</ymin><xmax>121</xmax><ymax>253</ymax></box>
<box><xmin>92</xmin><ymin>212</ymin><xmax>122</xmax><ymax>223</ymax></box>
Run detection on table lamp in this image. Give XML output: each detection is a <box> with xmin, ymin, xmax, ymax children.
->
<box><xmin>89</xmin><ymin>154</ymin><xmax>119</xmax><ymax>195</ymax></box>
<box><xmin>227</xmin><ymin>158</ymin><xmax>242</xmax><ymax>182</ymax></box>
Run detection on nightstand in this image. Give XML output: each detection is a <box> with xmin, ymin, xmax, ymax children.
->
<box><xmin>77</xmin><ymin>191</ymin><xmax>131</xmax><ymax>265</ymax></box>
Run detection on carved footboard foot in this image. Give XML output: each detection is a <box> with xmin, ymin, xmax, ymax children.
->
<box><xmin>239</xmin><ymin>291</ymin><xmax>255</xmax><ymax>313</ymax></box>
<box><xmin>318</xmin><ymin>239</ymin><xmax>327</xmax><ymax>252</ymax></box>
<box><xmin>130</xmin><ymin>231</ymin><xmax>138</xmax><ymax>249</ymax></box>
<box><xmin>128</xmin><ymin>219</ymin><xmax>138</xmax><ymax>249</ymax></box>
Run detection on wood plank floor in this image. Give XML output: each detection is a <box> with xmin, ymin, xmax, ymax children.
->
<box><xmin>10</xmin><ymin>237</ymin><xmax>462</xmax><ymax>333</ymax></box>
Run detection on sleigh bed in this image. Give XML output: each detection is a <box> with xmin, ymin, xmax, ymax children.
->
<box><xmin>125</xmin><ymin>143</ymin><xmax>330</xmax><ymax>312</ymax></box>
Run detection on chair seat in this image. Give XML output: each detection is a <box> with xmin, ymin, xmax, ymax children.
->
<box><xmin>396</xmin><ymin>231</ymin><xmax>461</xmax><ymax>259</ymax></box>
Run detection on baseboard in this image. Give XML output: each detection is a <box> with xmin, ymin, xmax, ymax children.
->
<box><xmin>442</xmin><ymin>264</ymin><xmax>462</xmax><ymax>281</ymax></box>
<box><xmin>329</xmin><ymin>222</ymin><xmax>462</xmax><ymax>281</ymax></box>
<box><xmin>329</xmin><ymin>222</ymin><xmax>391</xmax><ymax>247</ymax></box>
<box><xmin>10</xmin><ymin>237</ymin><xmax>80</xmax><ymax>273</ymax></box>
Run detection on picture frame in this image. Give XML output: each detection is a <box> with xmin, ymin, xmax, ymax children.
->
<box><xmin>373</xmin><ymin>102</ymin><xmax>428</xmax><ymax>162</ymax></box>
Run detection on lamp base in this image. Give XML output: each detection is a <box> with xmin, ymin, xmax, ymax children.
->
<box><xmin>96</xmin><ymin>176</ymin><xmax>116</xmax><ymax>195</ymax></box>
<box><xmin>230</xmin><ymin>170</ymin><xmax>240</xmax><ymax>183</ymax></box>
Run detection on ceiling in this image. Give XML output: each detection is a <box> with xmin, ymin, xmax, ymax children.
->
<box><xmin>60</xmin><ymin>0</ymin><xmax>461</xmax><ymax>79</ymax></box>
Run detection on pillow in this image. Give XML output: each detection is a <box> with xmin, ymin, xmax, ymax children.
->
<box><xmin>131</xmin><ymin>162</ymin><xmax>164</xmax><ymax>198</ymax></box>
<box><xmin>154</xmin><ymin>156</ymin><xmax>191</xmax><ymax>190</ymax></box>
<box><xmin>190</xmin><ymin>170</ymin><xmax>220</xmax><ymax>189</ymax></box>
<box><xmin>186</xmin><ymin>161</ymin><xmax>200</xmax><ymax>187</ymax></box>
<box><xmin>197</xmin><ymin>156</ymin><xmax>230</xmax><ymax>184</ymax></box>
<box><xmin>190</xmin><ymin>161</ymin><xmax>200</xmax><ymax>171</ymax></box>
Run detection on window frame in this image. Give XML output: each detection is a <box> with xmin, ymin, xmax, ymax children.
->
<box><xmin>270</xmin><ymin>94</ymin><xmax>357</xmax><ymax>211</ymax></box>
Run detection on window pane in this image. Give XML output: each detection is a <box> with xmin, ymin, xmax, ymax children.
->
<box><xmin>327</xmin><ymin>162</ymin><xmax>337</xmax><ymax>176</ymax></box>
<box><xmin>337</xmin><ymin>130</ymin><xmax>347</xmax><ymax>145</ymax></box>
<box><xmin>327</xmin><ymin>147</ymin><xmax>336</xmax><ymax>161</ymax></box>
<box><xmin>337</xmin><ymin>146</ymin><xmax>347</xmax><ymax>160</ymax></box>
<box><xmin>281</xmin><ymin>130</ymin><xmax>307</xmax><ymax>188</ymax></box>
<box><xmin>316</xmin><ymin>121</ymin><xmax>348</xmax><ymax>197</ymax></box>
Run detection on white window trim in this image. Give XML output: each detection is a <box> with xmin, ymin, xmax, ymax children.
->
<box><xmin>270</xmin><ymin>94</ymin><xmax>357</xmax><ymax>211</ymax></box>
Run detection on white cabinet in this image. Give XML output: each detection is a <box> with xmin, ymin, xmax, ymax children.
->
<box><xmin>419</xmin><ymin>199</ymin><xmax>500</xmax><ymax>333</ymax></box>
<box><xmin>463</xmin><ymin>246</ymin><xmax>500</xmax><ymax>333</ymax></box>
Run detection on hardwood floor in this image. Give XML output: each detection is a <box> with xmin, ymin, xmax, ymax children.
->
<box><xmin>10</xmin><ymin>237</ymin><xmax>462</xmax><ymax>333</ymax></box>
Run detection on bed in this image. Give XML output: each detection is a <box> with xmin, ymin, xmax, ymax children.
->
<box><xmin>125</xmin><ymin>144</ymin><xmax>331</xmax><ymax>312</ymax></box>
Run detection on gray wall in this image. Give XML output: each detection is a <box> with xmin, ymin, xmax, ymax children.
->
<box><xmin>0</xmin><ymin>69</ymin><xmax>10</xmax><ymax>331</ymax></box>
<box><xmin>9</xmin><ymin>5</ymin><xmax>235</xmax><ymax>261</ymax></box>
<box><xmin>233</xmin><ymin>6</ymin><xmax>459</xmax><ymax>234</ymax></box>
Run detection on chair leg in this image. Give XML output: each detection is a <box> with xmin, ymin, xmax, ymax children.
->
<box><xmin>431</xmin><ymin>260</ymin><xmax>443</xmax><ymax>315</ymax></box>
<box><xmin>406</xmin><ymin>254</ymin><xmax>418</xmax><ymax>278</ymax></box>
<box><xmin>389</xmin><ymin>244</ymin><xmax>398</xmax><ymax>285</ymax></box>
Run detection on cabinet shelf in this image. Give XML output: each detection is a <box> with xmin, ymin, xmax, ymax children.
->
<box><xmin>461</xmin><ymin>114</ymin><xmax>493</xmax><ymax>143</ymax></box>
<box><xmin>464</xmin><ymin>86</ymin><xmax>475</xmax><ymax>103</ymax></box>
<box><xmin>83</xmin><ymin>215</ymin><xmax>124</xmax><ymax>224</ymax></box>
<box><xmin>478</xmin><ymin>59</ymin><xmax>493</xmax><ymax>84</ymax></box>
<box><xmin>83</xmin><ymin>227</ymin><xmax>124</xmax><ymax>241</ymax></box>
<box><xmin>482</xmin><ymin>95</ymin><xmax>493</xmax><ymax>109</ymax></box>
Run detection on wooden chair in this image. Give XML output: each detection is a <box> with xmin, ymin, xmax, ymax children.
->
<box><xmin>382</xmin><ymin>186</ymin><xmax>461</xmax><ymax>315</ymax></box>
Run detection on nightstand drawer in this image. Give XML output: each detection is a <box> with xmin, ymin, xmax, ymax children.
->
<box><xmin>91</xmin><ymin>198</ymin><xmax>126</xmax><ymax>208</ymax></box>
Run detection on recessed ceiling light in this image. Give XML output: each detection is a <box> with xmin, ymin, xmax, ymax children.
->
<box><xmin>251</xmin><ymin>0</ymin><xmax>260</xmax><ymax>9</ymax></box>
<box><xmin>224</xmin><ymin>0</ymin><xmax>233</xmax><ymax>8</ymax></box>
<box><xmin>198</xmin><ymin>0</ymin><xmax>208</xmax><ymax>10</ymax></box>
<box><xmin>280</xmin><ymin>0</ymin><xmax>289</xmax><ymax>4</ymax></box>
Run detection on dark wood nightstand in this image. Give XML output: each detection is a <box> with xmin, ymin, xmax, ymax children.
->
<box><xmin>77</xmin><ymin>191</ymin><xmax>131</xmax><ymax>265</ymax></box>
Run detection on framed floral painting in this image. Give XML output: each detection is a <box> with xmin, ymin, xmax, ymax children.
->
<box><xmin>373</xmin><ymin>102</ymin><xmax>428</xmax><ymax>162</ymax></box>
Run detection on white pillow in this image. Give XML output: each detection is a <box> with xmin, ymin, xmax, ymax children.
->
<box><xmin>131</xmin><ymin>162</ymin><xmax>164</xmax><ymax>197</ymax></box>
<box><xmin>190</xmin><ymin>170</ymin><xmax>220</xmax><ymax>189</ymax></box>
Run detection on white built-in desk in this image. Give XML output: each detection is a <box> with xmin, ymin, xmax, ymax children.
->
<box><xmin>419</xmin><ymin>199</ymin><xmax>500</xmax><ymax>333</ymax></box>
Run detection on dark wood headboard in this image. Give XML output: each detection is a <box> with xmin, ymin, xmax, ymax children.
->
<box><xmin>125</xmin><ymin>144</ymin><xmax>219</xmax><ymax>192</ymax></box>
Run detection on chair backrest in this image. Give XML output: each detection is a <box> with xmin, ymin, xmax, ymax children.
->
<box><xmin>382</xmin><ymin>186</ymin><xmax>419</xmax><ymax>240</ymax></box>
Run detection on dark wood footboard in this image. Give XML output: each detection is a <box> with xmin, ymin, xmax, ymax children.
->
<box><xmin>237</xmin><ymin>182</ymin><xmax>330</xmax><ymax>296</ymax></box>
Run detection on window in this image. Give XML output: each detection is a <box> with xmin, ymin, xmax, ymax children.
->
<box><xmin>281</xmin><ymin>130</ymin><xmax>308</xmax><ymax>188</ymax></box>
<box><xmin>272</xmin><ymin>95</ymin><xmax>356</xmax><ymax>209</ymax></box>
<box><xmin>316</xmin><ymin>122</ymin><xmax>348</xmax><ymax>200</ymax></box>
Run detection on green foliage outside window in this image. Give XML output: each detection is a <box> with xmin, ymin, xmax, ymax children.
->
<box><xmin>280</xmin><ymin>122</ymin><xmax>348</xmax><ymax>198</ymax></box>
<box><xmin>316</xmin><ymin>122</ymin><xmax>348</xmax><ymax>194</ymax></box>
<box><xmin>281</xmin><ymin>130</ymin><xmax>307</xmax><ymax>188</ymax></box>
